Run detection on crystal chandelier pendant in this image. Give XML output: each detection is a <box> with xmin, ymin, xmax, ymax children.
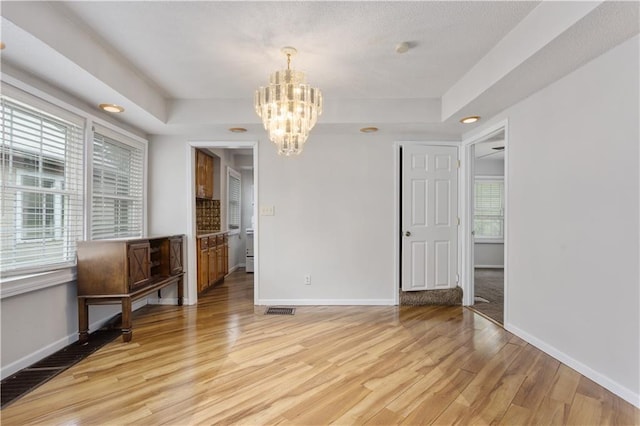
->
<box><xmin>255</xmin><ymin>47</ymin><xmax>323</xmax><ymax>156</ymax></box>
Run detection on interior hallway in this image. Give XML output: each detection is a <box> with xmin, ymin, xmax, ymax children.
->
<box><xmin>1</xmin><ymin>271</ymin><xmax>638</xmax><ymax>424</ymax></box>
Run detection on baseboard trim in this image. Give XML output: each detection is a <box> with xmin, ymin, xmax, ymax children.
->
<box><xmin>505</xmin><ymin>323</ymin><xmax>640</xmax><ymax>409</ymax></box>
<box><xmin>147</xmin><ymin>297</ymin><xmax>179</xmax><ymax>305</ymax></box>
<box><xmin>1</xmin><ymin>298</ymin><xmax>148</xmax><ymax>380</ymax></box>
<box><xmin>257</xmin><ymin>299</ymin><xmax>396</xmax><ymax>306</ymax></box>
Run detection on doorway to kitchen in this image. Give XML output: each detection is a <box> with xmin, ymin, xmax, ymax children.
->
<box><xmin>185</xmin><ymin>141</ymin><xmax>259</xmax><ymax>306</ymax></box>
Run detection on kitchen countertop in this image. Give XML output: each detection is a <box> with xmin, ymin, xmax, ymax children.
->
<box><xmin>196</xmin><ymin>230</ymin><xmax>227</xmax><ymax>237</ymax></box>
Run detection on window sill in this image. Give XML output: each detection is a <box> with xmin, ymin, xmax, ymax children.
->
<box><xmin>0</xmin><ymin>268</ymin><xmax>77</xmax><ymax>300</ymax></box>
<box><xmin>474</xmin><ymin>239</ymin><xmax>504</xmax><ymax>244</ymax></box>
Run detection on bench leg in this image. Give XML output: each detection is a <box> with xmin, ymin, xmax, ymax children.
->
<box><xmin>177</xmin><ymin>276</ymin><xmax>184</xmax><ymax>306</ymax></box>
<box><xmin>78</xmin><ymin>298</ymin><xmax>89</xmax><ymax>344</ymax></box>
<box><xmin>121</xmin><ymin>298</ymin><xmax>132</xmax><ymax>342</ymax></box>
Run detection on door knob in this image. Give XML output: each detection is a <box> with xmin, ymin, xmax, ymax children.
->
<box><xmin>405</xmin><ymin>231</ymin><xmax>411</xmax><ymax>237</ymax></box>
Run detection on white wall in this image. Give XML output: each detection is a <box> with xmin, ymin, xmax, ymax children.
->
<box><xmin>1</xmin><ymin>280</ymin><xmax>128</xmax><ymax>378</ymax></box>
<box><xmin>227</xmin><ymin>234</ymin><xmax>243</xmax><ymax>271</ymax></box>
<box><xmin>469</xmin><ymin>35</ymin><xmax>639</xmax><ymax>404</ymax></box>
<box><xmin>147</xmin><ymin>135</ymin><xmax>191</xmax><ymax>303</ymax></box>
<box><xmin>475</xmin><ymin>156</ymin><xmax>504</xmax><ymax>176</ymax></box>
<box><xmin>147</xmin><ymin>136</ymin><xmax>190</xmax><ymax>236</ymax></box>
<box><xmin>257</xmin><ymin>133</ymin><xmax>396</xmax><ymax>304</ymax></box>
<box><xmin>474</xmin><ymin>243</ymin><xmax>504</xmax><ymax>268</ymax></box>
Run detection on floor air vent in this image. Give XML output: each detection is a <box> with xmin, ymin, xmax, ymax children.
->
<box><xmin>265</xmin><ymin>307</ymin><xmax>295</xmax><ymax>315</ymax></box>
<box><xmin>1</xmin><ymin>329</ymin><xmax>120</xmax><ymax>409</ymax></box>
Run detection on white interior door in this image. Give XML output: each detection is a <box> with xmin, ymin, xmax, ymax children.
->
<box><xmin>402</xmin><ymin>145</ymin><xmax>458</xmax><ymax>291</ymax></box>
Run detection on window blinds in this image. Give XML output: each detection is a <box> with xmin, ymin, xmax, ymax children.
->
<box><xmin>91</xmin><ymin>129</ymin><xmax>144</xmax><ymax>239</ymax></box>
<box><xmin>0</xmin><ymin>97</ymin><xmax>84</xmax><ymax>274</ymax></box>
<box><xmin>227</xmin><ymin>169</ymin><xmax>241</xmax><ymax>230</ymax></box>
<box><xmin>474</xmin><ymin>180</ymin><xmax>504</xmax><ymax>239</ymax></box>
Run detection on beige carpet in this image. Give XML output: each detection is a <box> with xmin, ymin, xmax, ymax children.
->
<box><xmin>400</xmin><ymin>286</ymin><xmax>462</xmax><ymax>305</ymax></box>
<box><xmin>471</xmin><ymin>268</ymin><xmax>504</xmax><ymax>324</ymax></box>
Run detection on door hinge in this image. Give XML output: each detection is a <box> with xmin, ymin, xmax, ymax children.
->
<box><xmin>457</xmin><ymin>160</ymin><xmax>461</xmax><ymax>168</ymax></box>
<box><xmin>457</xmin><ymin>217</ymin><xmax>461</xmax><ymax>226</ymax></box>
<box><xmin>456</xmin><ymin>274</ymin><xmax>459</xmax><ymax>283</ymax></box>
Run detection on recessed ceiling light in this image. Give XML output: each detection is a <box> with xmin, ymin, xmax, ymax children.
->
<box><xmin>360</xmin><ymin>127</ymin><xmax>379</xmax><ymax>133</ymax></box>
<box><xmin>99</xmin><ymin>103</ymin><xmax>124</xmax><ymax>113</ymax></box>
<box><xmin>460</xmin><ymin>115</ymin><xmax>480</xmax><ymax>124</ymax></box>
<box><xmin>229</xmin><ymin>127</ymin><xmax>247</xmax><ymax>133</ymax></box>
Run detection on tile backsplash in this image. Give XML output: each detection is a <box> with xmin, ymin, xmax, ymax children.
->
<box><xmin>196</xmin><ymin>199</ymin><xmax>220</xmax><ymax>231</ymax></box>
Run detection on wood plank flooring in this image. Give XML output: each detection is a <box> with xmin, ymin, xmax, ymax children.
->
<box><xmin>2</xmin><ymin>271</ymin><xmax>638</xmax><ymax>425</ymax></box>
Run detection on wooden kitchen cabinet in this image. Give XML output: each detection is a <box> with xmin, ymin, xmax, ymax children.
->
<box><xmin>223</xmin><ymin>234</ymin><xmax>229</xmax><ymax>276</ymax></box>
<box><xmin>77</xmin><ymin>235</ymin><xmax>185</xmax><ymax>343</ymax></box>
<box><xmin>208</xmin><ymin>236</ymin><xmax>220</xmax><ymax>287</ymax></box>
<box><xmin>196</xmin><ymin>232</ymin><xmax>228</xmax><ymax>294</ymax></box>
<box><xmin>195</xmin><ymin>149</ymin><xmax>214</xmax><ymax>199</ymax></box>
<box><xmin>197</xmin><ymin>237</ymin><xmax>209</xmax><ymax>293</ymax></box>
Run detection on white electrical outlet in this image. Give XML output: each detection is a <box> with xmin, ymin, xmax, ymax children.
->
<box><xmin>304</xmin><ymin>275</ymin><xmax>311</xmax><ymax>285</ymax></box>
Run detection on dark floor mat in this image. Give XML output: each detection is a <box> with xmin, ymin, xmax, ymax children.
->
<box><xmin>1</xmin><ymin>329</ymin><xmax>121</xmax><ymax>409</ymax></box>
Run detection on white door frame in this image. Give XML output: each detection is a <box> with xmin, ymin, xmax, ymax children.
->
<box><xmin>184</xmin><ymin>141</ymin><xmax>259</xmax><ymax>306</ymax></box>
<box><xmin>393</xmin><ymin>141</ymin><xmax>461</xmax><ymax>305</ymax></box>
<box><xmin>460</xmin><ymin>120</ymin><xmax>509</xmax><ymax>322</ymax></box>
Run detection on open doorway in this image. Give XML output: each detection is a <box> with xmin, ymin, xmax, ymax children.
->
<box><xmin>185</xmin><ymin>141</ymin><xmax>258</xmax><ymax>306</ymax></box>
<box><xmin>463</xmin><ymin>128</ymin><xmax>506</xmax><ymax>325</ymax></box>
<box><xmin>201</xmin><ymin>148</ymin><xmax>254</xmax><ymax>275</ymax></box>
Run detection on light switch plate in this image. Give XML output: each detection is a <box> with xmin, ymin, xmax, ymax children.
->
<box><xmin>260</xmin><ymin>205</ymin><xmax>275</xmax><ymax>216</ymax></box>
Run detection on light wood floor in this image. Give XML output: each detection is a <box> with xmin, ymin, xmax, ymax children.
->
<box><xmin>2</xmin><ymin>271</ymin><xmax>638</xmax><ymax>425</ymax></box>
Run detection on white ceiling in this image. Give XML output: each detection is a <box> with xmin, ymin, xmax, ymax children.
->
<box><xmin>1</xmin><ymin>1</ymin><xmax>638</xmax><ymax>138</ymax></box>
<box><xmin>61</xmin><ymin>1</ymin><xmax>538</xmax><ymax>100</ymax></box>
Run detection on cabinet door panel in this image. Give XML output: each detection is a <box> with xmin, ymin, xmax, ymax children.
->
<box><xmin>128</xmin><ymin>243</ymin><xmax>150</xmax><ymax>290</ymax></box>
<box><xmin>224</xmin><ymin>242</ymin><xmax>229</xmax><ymax>275</ymax></box>
<box><xmin>216</xmin><ymin>246</ymin><xmax>223</xmax><ymax>280</ymax></box>
<box><xmin>208</xmin><ymin>247</ymin><xmax>217</xmax><ymax>285</ymax></box>
<box><xmin>204</xmin><ymin>155</ymin><xmax>214</xmax><ymax>199</ymax></box>
<box><xmin>198</xmin><ymin>249</ymin><xmax>209</xmax><ymax>292</ymax></box>
<box><xmin>169</xmin><ymin>237</ymin><xmax>183</xmax><ymax>274</ymax></box>
<box><xmin>196</xmin><ymin>150</ymin><xmax>214</xmax><ymax>199</ymax></box>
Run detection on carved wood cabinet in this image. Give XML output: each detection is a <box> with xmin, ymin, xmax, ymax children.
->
<box><xmin>76</xmin><ymin>235</ymin><xmax>185</xmax><ymax>343</ymax></box>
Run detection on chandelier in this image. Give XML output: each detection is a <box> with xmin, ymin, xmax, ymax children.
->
<box><xmin>254</xmin><ymin>47</ymin><xmax>323</xmax><ymax>156</ymax></box>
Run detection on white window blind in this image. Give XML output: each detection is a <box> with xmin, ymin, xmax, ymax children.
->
<box><xmin>91</xmin><ymin>127</ymin><xmax>144</xmax><ymax>239</ymax></box>
<box><xmin>227</xmin><ymin>168</ymin><xmax>241</xmax><ymax>230</ymax></box>
<box><xmin>1</xmin><ymin>96</ymin><xmax>84</xmax><ymax>275</ymax></box>
<box><xmin>474</xmin><ymin>179</ymin><xmax>504</xmax><ymax>240</ymax></box>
